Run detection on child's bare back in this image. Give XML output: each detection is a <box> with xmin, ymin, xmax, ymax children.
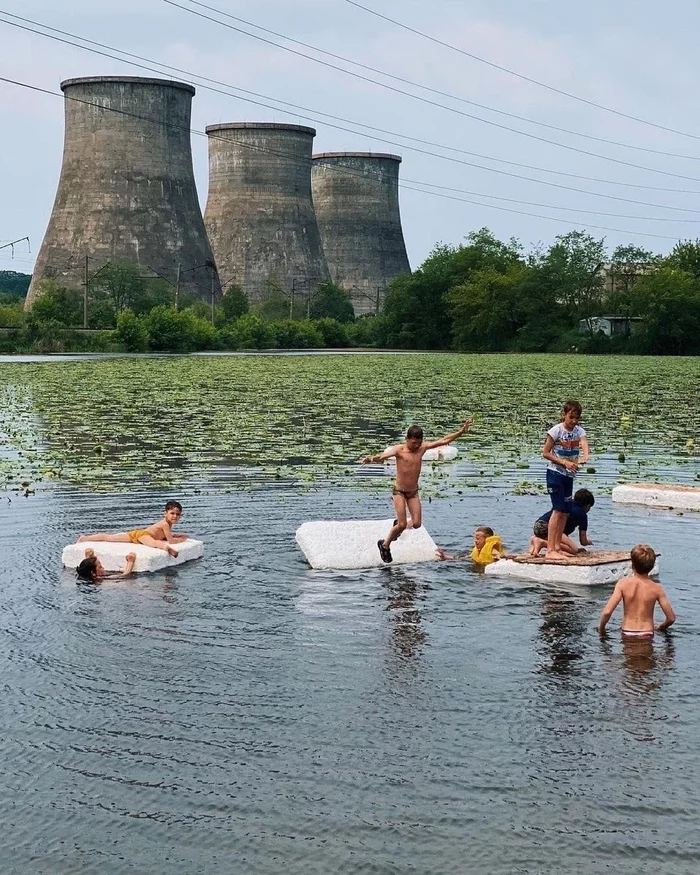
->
<box><xmin>598</xmin><ymin>545</ymin><xmax>675</xmax><ymax>638</ymax></box>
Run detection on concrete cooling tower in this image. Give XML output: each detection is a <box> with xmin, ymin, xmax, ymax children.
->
<box><xmin>26</xmin><ymin>76</ymin><xmax>218</xmax><ymax>309</ymax></box>
<box><xmin>311</xmin><ymin>152</ymin><xmax>410</xmax><ymax>316</ymax></box>
<box><xmin>204</xmin><ymin>123</ymin><xmax>329</xmax><ymax>304</ymax></box>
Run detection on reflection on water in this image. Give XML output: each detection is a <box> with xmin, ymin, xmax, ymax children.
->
<box><xmin>382</xmin><ymin>568</ymin><xmax>428</xmax><ymax>659</ymax></box>
<box><xmin>537</xmin><ymin>590</ymin><xmax>588</xmax><ymax>675</ymax></box>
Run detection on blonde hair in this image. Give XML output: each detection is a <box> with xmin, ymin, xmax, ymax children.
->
<box><xmin>630</xmin><ymin>544</ymin><xmax>656</xmax><ymax>574</ymax></box>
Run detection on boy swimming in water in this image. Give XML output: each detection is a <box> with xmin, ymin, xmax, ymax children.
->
<box><xmin>76</xmin><ymin>549</ymin><xmax>137</xmax><ymax>582</ymax></box>
<box><xmin>598</xmin><ymin>544</ymin><xmax>675</xmax><ymax>639</ymax></box>
<box><xmin>542</xmin><ymin>400</ymin><xmax>589</xmax><ymax>560</ymax></box>
<box><xmin>361</xmin><ymin>419</ymin><xmax>474</xmax><ymax>563</ymax></box>
<box><xmin>529</xmin><ymin>488</ymin><xmax>595</xmax><ymax>557</ymax></box>
<box><xmin>76</xmin><ymin>500</ymin><xmax>187</xmax><ymax>558</ymax></box>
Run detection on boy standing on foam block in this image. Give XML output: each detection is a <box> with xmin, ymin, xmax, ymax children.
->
<box><xmin>76</xmin><ymin>500</ymin><xmax>188</xmax><ymax>558</ymax></box>
<box><xmin>361</xmin><ymin>419</ymin><xmax>474</xmax><ymax>563</ymax></box>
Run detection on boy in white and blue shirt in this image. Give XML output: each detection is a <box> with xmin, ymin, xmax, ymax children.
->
<box><xmin>541</xmin><ymin>400</ymin><xmax>589</xmax><ymax>559</ymax></box>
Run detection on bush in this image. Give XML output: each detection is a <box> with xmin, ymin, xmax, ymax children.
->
<box><xmin>30</xmin><ymin>280</ymin><xmax>83</xmax><ymax>327</ymax></box>
<box><xmin>228</xmin><ymin>312</ymin><xmax>277</xmax><ymax>349</ymax></box>
<box><xmin>271</xmin><ymin>319</ymin><xmax>324</xmax><ymax>349</ymax></box>
<box><xmin>221</xmin><ymin>285</ymin><xmax>249</xmax><ymax>322</ymax></box>
<box><xmin>115</xmin><ymin>310</ymin><xmax>148</xmax><ymax>352</ymax></box>
<box><xmin>0</xmin><ymin>303</ymin><xmax>26</xmax><ymax>328</ymax></box>
<box><xmin>346</xmin><ymin>314</ymin><xmax>387</xmax><ymax>347</ymax></box>
<box><xmin>309</xmin><ymin>281</ymin><xmax>355</xmax><ymax>323</ymax></box>
<box><xmin>312</xmin><ymin>317</ymin><xmax>349</xmax><ymax>347</ymax></box>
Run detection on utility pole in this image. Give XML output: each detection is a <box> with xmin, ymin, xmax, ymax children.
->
<box><xmin>0</xmin><ymin>236</ymin><xmax>30</xmax><ymax>256</ymax></box>
<box><xmin>210</xmin><ymin>267</ymin><xmax>215</xmax><ymax>326</ymax></box>
<box><xmin>376</xmin><ymin>286</ymin><xmax>381</xmax><ymax>314</ymax></box>
<box><xmin>83</xmin><ymin>254</ymin><xmax>89</xmax><ymax>329</ymax></box>
<box><xmin>290</xmin><ymin>279</ymin><xmax>295</xmax><ymax>320</ymax></box>
<box><xmin>175</xmin><ymin>261</ymin><xmax>181</xmax><ymax>311</ymax></box>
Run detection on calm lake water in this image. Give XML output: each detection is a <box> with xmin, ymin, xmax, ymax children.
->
<box><xmin>1</xmin><ymin>353</ymin><xmax>699</xmax><ymax>874</ymax></box>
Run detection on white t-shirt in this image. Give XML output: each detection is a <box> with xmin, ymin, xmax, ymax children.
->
<box><xmin>547</xmin><ymin>423</ymin><xmax>586</xmax><ymax>477</ymax></box>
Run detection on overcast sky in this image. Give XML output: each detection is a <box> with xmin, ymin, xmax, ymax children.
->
<box><xmin>2</xmin><ymin>0</ymin><xmax>700</xmax><ymax>274</ymax></box>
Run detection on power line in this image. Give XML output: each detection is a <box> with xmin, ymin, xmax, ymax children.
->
<box><xmin>172</xmin><ymin>0</ymin><xmax>700</xmax><ymax>162</ymax></box>
<box><xmin>1</xmin><ymin>73</ymin><xmax>695</xmax><ymax>244</ymax></box>
<box><xmin>164</xmin><ymin>0</ymin><xmax>700</xmax><ymax>183</ymax></box>
<box><xmin>345</xmin><ymin>0</ymin><xmax>700</xmax><ymax>143</ymax></box>
<box><xmin>3</xmin><ymin>11</ymin><xmax>700</xmax><ymax>200</ymax></box>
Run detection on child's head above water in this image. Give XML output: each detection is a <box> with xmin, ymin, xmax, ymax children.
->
<box><xmin>164</xmin><ymin>500</ymin><xmax>183</xmax><ymax>524</ymax></box>
<box><xmin>474</xmin><ymin>526</ymin><xmax>495</xmax><ymax>549</ymax></box>
<box><xmin>630</xmin><ymin>543</ymin><xmax>656</xmax><ymax>575</ymax></box>
<box><xmin>405</xmin><ymin>425</ymin><xmax>424</xmax><ymax>451</ymax></box>
<box><xmin>76</xmin><ymin>555</ymin><xmax>102</xmax><ymax>581</ymax></box>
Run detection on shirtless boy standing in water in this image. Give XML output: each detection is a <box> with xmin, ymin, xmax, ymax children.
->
<box><xmin>598</xmin><ymin>544</ymin><xmax>675</xmax><ymax>639</ymax></box>
<box><xmin>361</xmin><ymin>419</ymin><xmax>474</xmax><ymax>563</ymax></box>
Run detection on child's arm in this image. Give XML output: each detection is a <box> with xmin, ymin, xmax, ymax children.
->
<box><xmin>121</xmin><ymin>552</ymin><xmax>137</xmax><ymax>577</ymax></box>
<box><xmin>542</xmin><ymin>435</ymin><xmax>578</xmax><ymax>473</ymax></box>
<box><xmin>656</xmin><ymin>587</ymin><xmax>676</xmax><ymax>631</ymax></box>
<box><xmin>579</xmin><ymin>435</ymin><xmax>590</xmax><ymax>465</ymax></box>
<box><xmin>598</xmin><ymin>583</ymin><xmax>623</xmax><ymax>635</ymax></box>
<box><xmin>360</xmin><ymin>445</ymin><xmax>400</xmax><ymax>464</ymax></box>
<box><xmin>423</xmin><ymin>418</ymin><xmax>474</xmax><ymax>450</ymax></box>
<box><xmin>435</xmin><ymin>548</ymin><xmax>470</xmax><ymax>561</ymax></box>
<box><xmin>579</xmin><ymin>528</ymin><xmax>593</xmax><ymax>547</ymax></box>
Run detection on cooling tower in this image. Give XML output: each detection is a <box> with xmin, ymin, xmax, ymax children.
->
<box><xmin>311</xmin><ymin>152</ymin><xmax>410</xmax><ymax>316</ymax></box>
<box><xmin>26</xmin><ymin>76</ymin><xmax>219</xmax><ymax>309</ymax></box>
<box><xmin>204</xmin><ymin>123</ymin><xmax>329</xmax><ymax>304</ymax></box>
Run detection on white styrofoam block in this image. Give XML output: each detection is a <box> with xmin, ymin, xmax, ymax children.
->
<box><xmin>612</xmin><ymin>483</ymin><xmax>700</xmax><ymax>511</ymax></box>
<box><xmin>485</xmin><ymin>556</ymin><xmax>659</xmax><ymax>586</ymax></box>
<box><xmin>296</xmin><ymin>518</ymin><xmax>439</xmax><ymax>570</ymax></box>
<box><xmin>62</xmin><ymin>538</ymin><xmax>204</xmax><ymax>573</ymax></box>
<box><xmin>383</xmin><ymin>445</ymin><xmax>458</xmax><ymax>462</ymax></box>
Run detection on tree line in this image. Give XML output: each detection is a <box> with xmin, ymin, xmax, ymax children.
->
<box><xmin>2</xmin><ymin>229</ymin><xmax>700</xmax><ymax>354</ymax></box>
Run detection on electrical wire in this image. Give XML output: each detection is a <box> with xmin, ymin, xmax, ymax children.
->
<box><xmin>173</xmin><ymin>0</ymin><xmax>700</xmax><ymax>162</ymax></box>
<box><xmin>164</xmin><ymin>0</ymin><xmax>700</xmax><ymax>183</ymax></box>
<box><xmin>345</xmin><ymin>0</ymin><xmax>700</xmax><ymax>143</ymax></box>
<box><xmin>0</xmin><ymin>74</ymin><xmax>693</xmax><ymax>242</ymax></box>
<box><xmin>3</xmin><ymin>10</ymin><xmax>700</xmax><ymax>200</ymax></box>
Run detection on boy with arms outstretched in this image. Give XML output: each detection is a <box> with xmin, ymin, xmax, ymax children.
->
<box><xmin>542</xmin><ymin>400</ymin><xmax>589</xmax><ymax>560</ymax></box>
<box><xmin>598</xmin><ymin>544</ymin><xmax>675</xmax><ymax>639</ymax></box>
<box><xmin>76</xmin><ymin>500</ymin><xmax>187</xmax><ymax>558</ymax></box>
<box><xmin>361</xmin><ymin>419</ymin><xmax>474</xmax><ymax>563</ymax></box>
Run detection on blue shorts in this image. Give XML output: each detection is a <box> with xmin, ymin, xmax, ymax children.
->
<box><xmin>546</xmin><ymin>469</ymin><xmax>573</xmax><ymax>512</ymax></box>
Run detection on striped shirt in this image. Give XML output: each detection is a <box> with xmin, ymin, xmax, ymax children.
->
<box><xmin>546</xmin><ymin>423</ymin><xmax>586</xmax><ymax>477</ymax></box>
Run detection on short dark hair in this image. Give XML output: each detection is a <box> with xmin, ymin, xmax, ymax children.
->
<box><xmin>630</xmin><ymin>544</ymin><xmax>656</xmax><ymax>574</ymax></box>
<box><xmin>574</xmin><ymin>488</ymin><xmax>594</xmax><ymax>508</ymax></box>
<box><xmin>563</xmin><ymin>399</ymin><xmax>582</xmax><ymax>416</ymax></box>
<box><xmin>475</xmin><ymin>526</ymin><xmax>494</xmax><ymax>537</ymax></box>
<box><xmin>406</xmin><ymin>425</ymin><xmax>423</xmax><ymax>440</ymax></box>
<box><xmin>76</xmin><ymin>556</ymin><xmax>98</xmax><ymax>580</ymax></box>
<box><xmin>165</xmin><ymin>500</ymin><xmax>183</xmax><ymax>512</ymax></box>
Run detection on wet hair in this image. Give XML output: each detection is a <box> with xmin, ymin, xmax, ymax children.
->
<box><xmin>630</xmin><ymin>544</ymin><xmax>656</xmax><ymax>575</ymax></box>
<box><xmin>406</xmin><ymin>425</ymin><xmax>423</xmax><ymax>441</ymax></box>
<box><xmin>165</xmin><ymin>500</ymin><xmax>183</xmax><ymax>512</ymax></box>
<box><xmin>574</xmin><ymin>488</ymin><xmax>595</xmax><ymax>508</ymax></box>
<box><xmin>562</xmin><ymin>399</ymin><xmax>582</xmax><ymax>417</ymax></box>
<box><xmin>475</xmin><ymin>526</ymin><xmax>494</xmax><ymax>537</ymax></box>
<box><xmin>76</xmin><ymin>556</ymin><xmax>98</xmax><ymax>581</ymax></box>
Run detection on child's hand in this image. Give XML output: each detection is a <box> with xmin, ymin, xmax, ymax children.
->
<box><xmin>435</xmin><ymin>548</ymin><xmax>447</xmax><ymax>560</ymax></box>
<box><xmin>461</xmin><ymin>418</ymin><xmax>475</xmax><ymax>433</ymax></box>
<box><xmin>126</xmin><ymin>552</ymin><xmax>136</xmax><ymax>561</ymax></box>
<box><xmin>360</xmin><ymin>455</ymin><xmax>375</xmax><ymax>464</ymax></box>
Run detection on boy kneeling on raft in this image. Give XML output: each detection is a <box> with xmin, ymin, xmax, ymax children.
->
<box><xmin>529</xmin><ymin>488</ymin><xmax>594</xmax><ymax>557</ymax></box>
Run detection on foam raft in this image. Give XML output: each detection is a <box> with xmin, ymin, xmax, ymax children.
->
<box><xmin>296</xmin><ymin>518</ymin><xmax>438</xmax><ymax>570</ymax></box>
<box><xmin>62</xmin><ymin>539</ymin><xmax>204</xmax><ymax>573</ymax></box>
<box><xmin>612</xmin><ymin>482</ymin><xmax>700</xmax><ymax>511</ymax></box>
<box><xmin>484</xmin><ymin>550</ymin><xmax>657</xmax><ymax>586</ymax></box>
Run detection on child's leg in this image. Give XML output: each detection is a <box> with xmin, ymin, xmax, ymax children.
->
<box><xmin>561</xmin><ymin>534</ymin><xmax>579</xmax><ymax>555</ymax></box>
<box><xmin>406</xmin><ymin>494</ymin><xmax>422</xmax><ymax>529</ymax></box>
<box><xmin>137</xmin><ymin>535</ymin><xmax>178</xmax><ymax>557</ymax></box>
<box><xmin>529</xmin><ymin>535</ymin><xmax>546</xmax><ymax>556</ymax></box>
<box><xmin>546</xmin><ymin>511</ymin><xmax>569</xmax><ymax>559</ymax></box>
<box><xmin>77</xmin><ymin>532</ymin><xmax>131</xmax><ymax>543</ymax></box>
<box><xmin>385</xmin><ymin>493</ymin><xmax>409</xmax><ymax>546</ymax></box>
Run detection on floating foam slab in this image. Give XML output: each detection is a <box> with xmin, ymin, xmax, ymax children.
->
<box><xmin>383</xmin><ymin>445</ymin><xmax>458</xmax><ymax>462</ymax></box>
<box><xmin>62</xmin><ymin>538</ymin><xmax>204</xmax><ymax>573</ymax></box>
<box><xmin>612</xmin><ymin>482</ymin><xmax>700</xmax><ymax>511</ymax></box>
<box><xmin>485</xmin><ymin>550</ymin><xmax>658</xmax><ymax>586</ymax></box>
<box><xmin>296</xmin><ymin>518</ymin><xmax>438</xmax><ymax>570</ymax></box>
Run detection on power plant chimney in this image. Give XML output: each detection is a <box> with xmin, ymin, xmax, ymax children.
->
<box><xmin>204</xmin><ymin>123</ymin><xmax>329</xmax><ymax>305</ymax></box>
<box><xmin>311</xmin><ymin>152</ymin><xmax>410</xmax><ymax>316</ymax></box>
<box><xmin>26</xmin><ymin>76</ymin><xmax>218</xmax><ymax>309</ymax></box>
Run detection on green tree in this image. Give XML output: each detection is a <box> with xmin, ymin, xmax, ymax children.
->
<box><xmin>0</xmin><ymin>270</ymin><xmax>31</xmax><ymax>298</ymax></box>
<box><xmin>90</xmin><ymin>263</ymin><xmax>146</xmax><ymax>316</ymax></box>
<box><xmin>664</xmin><ymin>239</ymin><xmax>700</xmax><ymax>279</ymax></box>
<box><xmin>221</xmin><ymin>284</ymin><xmax>249</xmax><ymax>322</ymax></box>
<box><xmin>271</xmin><ymin>319</ymin><xmax>324</xmax><ymax>349</ymax></box>
<box><xmin>629</xmin><ymin>267</ymin><xmax>700</xmax><ymax>355</ymax></box>
<box><xmin>30</xmin><ymin>279</ymin><xmax>83</xmax><ymax>326</ymax></box>
<box><xmin>607</xmin><ymin>245</ymin><xmax>656</xmax><ymax>327</ymax></box>
<box><xmin>228</xmin><ymin>312</ymin><xmax>277</xmax><ymax>349</ymax></box>
<box><xmin>312</xmin><ymin>317</ymin><xmax>350</xmax><ymax>347</ymax></box>
<box><xmin>309</xmin><ymin>281</ymin><xmax>354</xmax><ymax>323</ymax></box>
<box><xmin>0</xmin><ymin>301</ymin><xmax>26</xmax><ymax>327</ymax></box>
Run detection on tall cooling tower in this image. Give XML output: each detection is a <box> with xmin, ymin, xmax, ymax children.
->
<box><xmin>204</xmin><ymin>123</ymin><xmax>329</xmax><ymax>304</ymax></box>
<box><xmin>26</xmin><ymin>76</ymin><xmax>218</xmax><ymax>309</ymax></box>
<box><xmin>311</xmin><ymin>152</ymin><xmax>410</xmax><ymax>316</ymax></box>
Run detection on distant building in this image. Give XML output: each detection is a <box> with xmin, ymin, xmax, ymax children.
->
<box><xmin>578</xmin><ymin>315</ymin><xmax>644</xmax><ymax>337</ymax></box>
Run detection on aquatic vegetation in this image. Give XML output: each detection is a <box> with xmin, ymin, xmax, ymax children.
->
<box><xmin>0</xmin><ymin>353</ymin><xmax>698</xmax><ymax>494</ymax></box>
